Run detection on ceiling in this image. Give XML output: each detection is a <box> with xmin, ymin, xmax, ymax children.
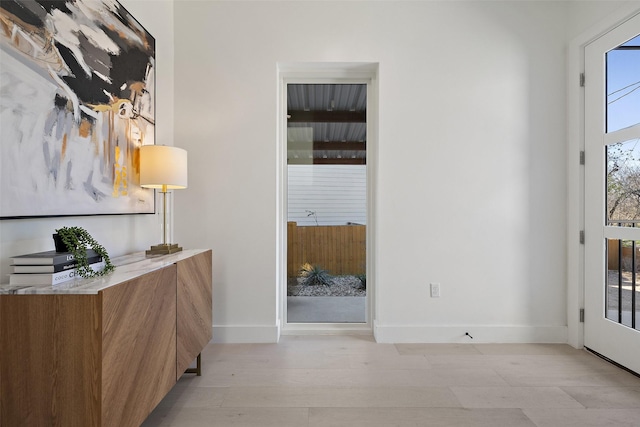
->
<box><xmin>287</xmin><ymin>84</ymin><xmax>367</xmax><ymax>165</ymax></box>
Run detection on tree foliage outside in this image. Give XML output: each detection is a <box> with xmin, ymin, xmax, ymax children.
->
<box><xmin>607</xmin><ymin>141</ymin><xmax>640</xmax><ymax>223</ymax></box>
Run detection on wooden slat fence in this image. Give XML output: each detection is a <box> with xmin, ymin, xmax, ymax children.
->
<box><xmin>607</xmin><ymin>239</ymin><xmax>640</xmax><ymax>270</ymax></box>
<box><xmin>287</xmin><ymin>222</ymin><xmax>365</xmax><ymax>277</ymax></box>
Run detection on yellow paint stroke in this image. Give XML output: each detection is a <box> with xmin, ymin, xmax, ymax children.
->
<box><xmin>133</xmin><ymin>146</ymin><xmax>140</xmax><ymax>179</ymax></box>
<box><xmin>90</xmin><ymin>104</ymin><xmax>113</xmax><ymax>112</ymax></box>
<box><xmin>112</xmin><ymin>145</ymin><xmax>129</xmax><ymax>197</ymax></box>
<box><xmin>121</xmin><ymin>166</ymin><xmax>128</xmax><ymax>196</ymax></box>
<box><xmin>112</xmin><ymin>145</ymin><xmax>121</xmax><ymax>197</ymax></box>
<box><xmin>0</xmin><ymin>16</ymin><xmax>11</xmax><ymax>38</ymax></box>
<box><xmin>79</xmin><ymin>118</ymin><xmax>91</xmax><ymax>138</ymax></box>
<box><xmin>129</xmin><ymin>81</ymin><xmax>145</xmax><ymax>95</ymax></box>
<box><xmin>88</xmin><ymin>98</ymin><xmax>129</xmax><ymax>113</ymax></box>
<box><xmin>61</xmin><ymin>133</ymin><xmax>67</xmax><ymax>161</ymax></box>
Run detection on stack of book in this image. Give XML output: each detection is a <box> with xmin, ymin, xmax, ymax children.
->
<box><xmin>9</xmin><ymin>250</ymin><xmax>105</xmax><ymax>286</ymax></box>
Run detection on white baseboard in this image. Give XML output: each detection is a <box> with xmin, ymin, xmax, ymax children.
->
<box><xmin>212</xmin><ymin>324</ymin><xmax>280</xmax><ymax>343</ymax></box>
<box><xmin>212</xmin><ymin>323</ymin><xmax>568</xmax><ymax>344</ymax></box>
<box><xmin>374</xmin><ymin>323</ymin><xmax>568</xmax><ymax>344</ymax></box>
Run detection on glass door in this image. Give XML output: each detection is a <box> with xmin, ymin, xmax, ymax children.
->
<box><xmin>285</xmin><ymin>83</ymin><xmax>367</xmax><ymax>324</ymax></box>
<box><xmin>584</xmin><ymin>13</ymin><xmax>640</xmax><ymax>373</ymax></box>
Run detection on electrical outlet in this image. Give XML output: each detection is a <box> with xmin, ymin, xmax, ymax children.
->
<box><xmin>430</xmin><ymin>283</ymin><xmax>440</xmax><ymax>298</ymax></box>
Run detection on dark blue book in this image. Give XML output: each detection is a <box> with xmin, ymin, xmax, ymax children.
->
<box><xmin>11</xmin><ymin>249</ymin><xmax>100</xmax><ymax>266</ymax></box>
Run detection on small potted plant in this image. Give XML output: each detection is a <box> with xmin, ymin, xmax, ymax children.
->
<box><xmin>54</xmin><ymin>226</ymin><xmax>115</xmax><ymax>278</ymax></box>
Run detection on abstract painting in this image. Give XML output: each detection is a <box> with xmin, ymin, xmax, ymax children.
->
<box><xmin>0</xmin><ymin>0</ymin><xmax>155</xmax><ymax>218</ymax></box>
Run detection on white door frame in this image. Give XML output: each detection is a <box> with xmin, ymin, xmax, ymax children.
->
<box><xmin>567</xmin><ymin>6</ymin><xmax>640</xmax><ymax>350</ymax></box>
<box><xmin>276</xmin><ymin>63</ymin><xmax>379</xmax><ymax>336</ymax></box>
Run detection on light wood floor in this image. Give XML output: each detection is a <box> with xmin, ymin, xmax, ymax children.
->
<box><xmin>142</xmin><ymin>335</ymin><xmax>640</xmax><ymax>427</ymax></box>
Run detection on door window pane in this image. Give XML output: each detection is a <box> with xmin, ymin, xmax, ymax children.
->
<box><xmin>607</xmin><ymin>139</ymin><xmax>640</xmax><ymax>223</ymax></box>
<box><xmin>606</xmin><ymin>35</ymin><xmax>640</xmax><ymax>133</ymax></box>
<box><xmin>606</xmin><ymin>239</ymin><xmax>639</xmax><ymax>329</ymax></box>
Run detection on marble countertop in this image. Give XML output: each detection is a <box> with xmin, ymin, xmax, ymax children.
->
<box><xmin>0</xmin><ymin>249</ymin><xmax>209</xmax><ymax>295</ymax></box>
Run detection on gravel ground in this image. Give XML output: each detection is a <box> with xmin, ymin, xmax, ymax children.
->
<box><xmin>287</xmin><ymin>275</ymin><xmax>366</xmax><ymax>296</ymax></box>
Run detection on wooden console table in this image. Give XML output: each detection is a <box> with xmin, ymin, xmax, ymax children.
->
<box><xmin>0</xmin><ymin>249</ymin><xmax>212</xmax><ymax>427</ymax></box>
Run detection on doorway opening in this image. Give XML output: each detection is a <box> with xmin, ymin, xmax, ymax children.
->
<box><xmin>278</xmin><ymin>64</ymin><xmax>377</xmax><ymax>334</ymax></box>
<box><xmin>286</xmin><ymin>83</ymin><xmax>367</xmax><ymax>324</ymax></box>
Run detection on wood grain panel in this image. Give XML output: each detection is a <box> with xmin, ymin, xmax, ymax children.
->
<box><xmin>0</xmin><ymin>294</ymin><xmax>101</xmax><ymax>427</ymax></box>
<box><xmin>101</xmin><ymin>266</ymin><xmax>177</xmax><ymax>427</ymax></box>
<box><xmin>176</xmin><ymin>250</ymin><xmax>212</xmax><ymax>378</ymax></box>
<box><xmin>287</xmin><ymin>222</ymin><xmax>366</xmax><ymax>276</ymax></box>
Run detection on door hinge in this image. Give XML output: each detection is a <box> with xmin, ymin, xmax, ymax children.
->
<box><xmin>580</xmin><ymin>230</ymin><xmax>585</xmax><ymax>244</ymax></box>
<box><xmin>580</xmin><ymin>73</ymin><xmax>585</xmax><ymax>87</ymax></box>
<box><xmin>580</xmin><ymin>308</ymin><xmax>585</xmax><ymax>323</ymax></box>
<box><xmin>580</xmin><ymin>151</ymin><xmax>585</xmax><ymax>165</ymax></box>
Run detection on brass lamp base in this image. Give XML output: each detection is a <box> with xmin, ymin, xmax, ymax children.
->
<box><xmin>146</xmin><ymin>243</ymin><xmax>183</xmax><ymax>256</ymax></box>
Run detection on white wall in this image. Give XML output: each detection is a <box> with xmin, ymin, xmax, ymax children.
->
<box><xmin>173</xmin><ymin>1</ymin><xmax>517</xmax><ymax>342</ymax></box>
<box><xmin>173</xmin><ymin>0</ymin><xmax>637</xmax><ymax>343</ymax></box>
<box><xmin>288</xmin><ymin>165</ymin><xmax>367</xmax><ymax>226</ymax></box>
<box><xmin>0</xmin><ymin>0</ymin><xmax>174</xmax><ymax>281</ymax></box>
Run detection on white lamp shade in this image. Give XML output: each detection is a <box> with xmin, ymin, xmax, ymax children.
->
<box><xmin>140</xmin><ymin>145</ymin><xmax>188</xmax><ymax>189</ymax></box>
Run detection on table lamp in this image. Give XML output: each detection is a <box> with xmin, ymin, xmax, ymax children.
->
<box><xmin>140</xmin><ymin>145</ymin><xmax>188</xmax><ymax>255</ymax></box>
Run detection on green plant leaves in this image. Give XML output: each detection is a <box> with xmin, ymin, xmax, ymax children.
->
<box><xmin>299</xmin><ymin>263</ymin><xmax>333</xmax><ymax>286</ymax></box>
<box><xmin>55</xmin><ymin>226</ymin><xmax>114</xmax><ymax>278</ymax></box>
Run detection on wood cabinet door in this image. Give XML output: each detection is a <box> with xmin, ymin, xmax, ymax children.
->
<box><xmin>176</xmin><ymin>250</ymin><xmax>213</xmax><ymax>378</ymax></box>
<box><xmin>0</xmin><ymin>294</ymin><xmax>101</xmax><ymax>427</ymax></box>
<box><xmin>101</xmin><ymin>265</ymin><xmax>177</xmax><ymax>427</ymax></box>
